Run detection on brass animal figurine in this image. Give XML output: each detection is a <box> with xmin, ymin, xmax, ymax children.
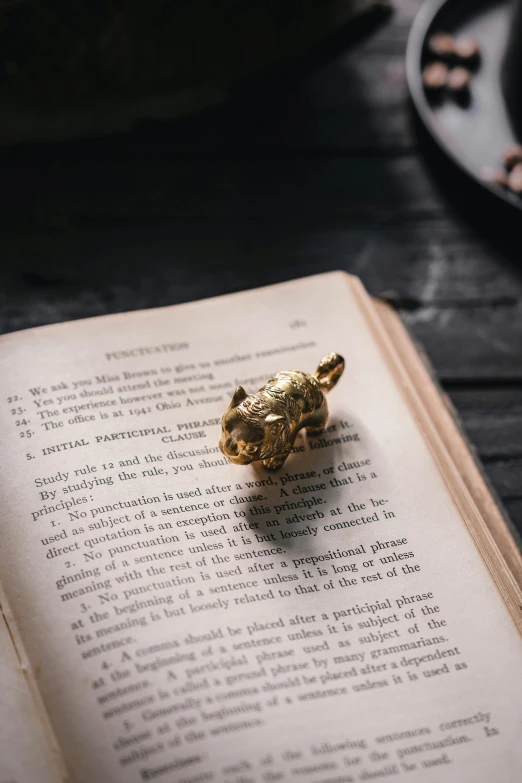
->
<box><xmin>219</xmin><ymin>353</ymin><xmax>345</xmax><ymax>470</ymax></box>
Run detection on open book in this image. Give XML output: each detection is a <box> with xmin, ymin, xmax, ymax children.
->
<box><xmin>1</xmin><ymin>271</ymin><xmax>521</xmax><ymax>783</ymax></box>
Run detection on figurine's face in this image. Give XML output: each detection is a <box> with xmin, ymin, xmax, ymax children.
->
<box><xmin>219</xmin><ymin>386</ymin><xmax>286</xmax><ymax>465</ymax></box>
<box><xmin>219</xmin><ymin>409</ymin><xmax>266</xmax><ymax>465</ymax></box>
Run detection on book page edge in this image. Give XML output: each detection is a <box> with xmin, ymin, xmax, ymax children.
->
<box><xmin>346</xmin><ymin>277</ymin><xmax>522</xmax><ymax>634</ymax></box>
<box><xmin>0</xmin><ymin>582</ymin><xmax>70</xmax><ymax>781</ymax></box>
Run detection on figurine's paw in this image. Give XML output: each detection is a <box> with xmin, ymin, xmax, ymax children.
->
<box><xmin>262</xmin><ymin>455</ymin><xmax>288</xmax><ymax>471</ymax></box>
<box><xmin>306</xmin><ymin>424</ymin><xmax>326</xmax><ymax>436</ymax></box>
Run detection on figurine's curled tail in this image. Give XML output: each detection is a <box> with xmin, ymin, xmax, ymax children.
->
<box><xmin>219</xmin><ymin>352</ymin><xmax>345</xmax><ymax>471</ymax></box>
<box><xmin>315</xmin><ymin>353</ymin><xmax>345</xmax><ymax>392</ymax></box>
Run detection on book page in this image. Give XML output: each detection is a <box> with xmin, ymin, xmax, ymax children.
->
<box><xmin>0</xmin><ymin>587</ymin><xmax>63</xmax><ymax>783</ymax></box>
<box><xmin>0</xmin><ymin>272</ymin><xmax>521</xmax><ymax>783</ymax></box>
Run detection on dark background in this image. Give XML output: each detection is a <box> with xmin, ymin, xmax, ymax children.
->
<box><xmin>1</xmin><ymin>0</ymin><xmax>521</xmax><ymax>537</ymax></box>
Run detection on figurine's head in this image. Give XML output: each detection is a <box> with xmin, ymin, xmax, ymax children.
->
<box><xmin>219</xmin><ymin>386</ymin><xmax>288</xmax><ymax>465</ymax></box>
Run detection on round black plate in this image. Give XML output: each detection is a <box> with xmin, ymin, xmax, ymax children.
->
<box><xmin>406</xmin><ymin>0</ymin><xmax>522</xmax><ymax>212</ymax></box>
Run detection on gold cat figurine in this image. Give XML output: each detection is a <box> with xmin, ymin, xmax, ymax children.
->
<box><xmin>219</xmin><ymin>353</ymin><xmax>345</xmax><ymax>470</ymax></box>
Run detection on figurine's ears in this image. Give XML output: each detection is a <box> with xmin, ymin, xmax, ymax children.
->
<box><xmin>229</xmin><ymin>386</ymin><xmax>248</xmax><ymax>409</ymax></box>
<box><xmin>265</xmin><ymin>413</ymin><xmax>286</xmax><ymax>435</ymax></box>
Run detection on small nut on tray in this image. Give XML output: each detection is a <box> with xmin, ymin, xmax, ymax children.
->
<box><xmin>447</xmin><ymin>67</ymin><xmax>472</xmax><ymax>93</ymax></box>
<box><xmin>422</xmin><ymin>62</ymin><xmax>448</xmax><ymax>91</ymax></box>
<box><xmin>427</xmin><ymin>33</ymin><xmax>455</xmax><ymax>59</ymax></box>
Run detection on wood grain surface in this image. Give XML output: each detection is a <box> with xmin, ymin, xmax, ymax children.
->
<box><xmin>1</xmin><ymin>0</ymin><xmax>521</xmax><ymax>536</ymax></box>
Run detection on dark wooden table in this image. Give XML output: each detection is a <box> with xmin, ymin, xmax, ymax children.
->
<box><xmin>1</xmin><ymin>0</ymin><xmax>521</xmax><ymax>539</ymax></box>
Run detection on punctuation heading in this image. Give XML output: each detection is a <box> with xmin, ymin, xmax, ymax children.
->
<box><xmin>105</xmin><ymin>343</ymin><xmax>189</xmax><ymax>361</ymax></box>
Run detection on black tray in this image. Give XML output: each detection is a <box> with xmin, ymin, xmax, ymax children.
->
<box><xmin>406</xmin><ymin>0</ymin><xmax>522</xmax><ymax>213</ymax></box>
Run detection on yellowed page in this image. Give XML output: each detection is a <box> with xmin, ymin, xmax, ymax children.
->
<box><xmin>0</xmin><ymin>587</ymin><xmax>63</xmax><ymax>783</ymax></box>
<box><xmin>0</xmin><ymin>271</ymin><xmax>521</xmax><ymax>782</ymax></box>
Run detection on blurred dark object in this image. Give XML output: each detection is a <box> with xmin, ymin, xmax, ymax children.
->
<box><xmin>502</xmin><ymin>0</ymin><xmax>522</xmax><ymax>140</ymax></box>
<box><xmin>407</xmin><ymin>0</ymin><xmax>522</xmax><ymax>214</ymax></box>
<box><xmin>0</xmin><ymin>0</ymin><xmax>390</xmax><ymax>144</ymax></box>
